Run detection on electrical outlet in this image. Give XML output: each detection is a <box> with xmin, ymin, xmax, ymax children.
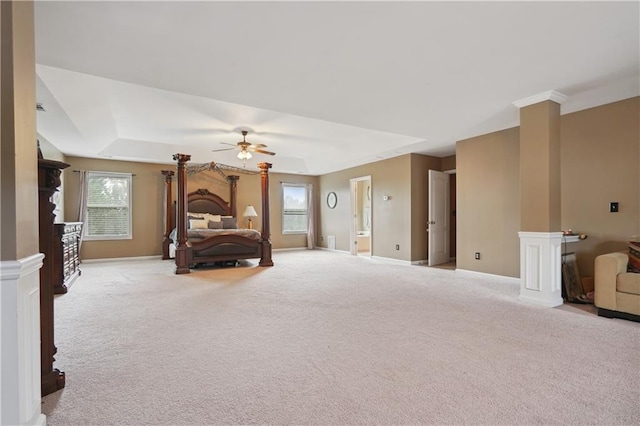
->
<box><xmin>475</xmin><ymin>252</ymin><xmax>480</xmax><ymax>260</ymax></box>
<box><xmin>321</xmin><ymin>236</ymin><xmax>324</xmax><ymax>241</ymax></box>
<box><xmin>396</xmin><ymin>244</ymin><xmax>400</xmax><ymax>250</ymax></box>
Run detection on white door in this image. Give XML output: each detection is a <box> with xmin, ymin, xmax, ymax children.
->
<box><xmin>428</xmin><ymin>170</ymin><xmax>450</xmax><ymax>266</ymax></box>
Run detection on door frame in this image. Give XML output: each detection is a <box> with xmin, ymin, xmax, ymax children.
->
<box><xmin>350</xmin><ymin>175</ymin><xmax>372</xmax><ymax>257</ymax></box>
<box><xmin>428</xmin><ymin>170</ymin><xmax>450</xmax><ymax>266</ymax></box>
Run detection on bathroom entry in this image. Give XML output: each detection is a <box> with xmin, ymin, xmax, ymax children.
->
<box><xmin>350</xmin><ymin>176</ymin><xmax>372</xmax><ymax>257</ymax></box>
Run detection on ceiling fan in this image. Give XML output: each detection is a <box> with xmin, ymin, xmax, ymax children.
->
<box><xmin>212</xmin><ymin>130</ymin><xmax>276</xmax><ymax>165</ymax></box>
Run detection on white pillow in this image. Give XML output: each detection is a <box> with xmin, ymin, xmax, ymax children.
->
<box><xmin>206</xmin><ymin>214</ymin><xmax>222</xmax><ymax>223</ymax></box>
<box><xmin>189</xmin><ymin>219</ymin><xmax>208</xmax><ymax>229</ymax></box>
<box><xmin>188</xmin><ymin>212</ymin><xmax>221</xmax><ymax>222</ymax></box>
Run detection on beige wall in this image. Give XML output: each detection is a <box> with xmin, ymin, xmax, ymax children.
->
<box><xmin>186</xmin><ymin>167</ymin><xmax>318</xmax><ymax>250</ymax></box>
<box><xmin>410</xmin><ymin>154</ymin><xmax>443</xmax><ymax>262</ymax></box>
<box><xmin>318</xmin><ymin>153</ymin><xmax>444</xmax><ymax>262</ymax></box>
<box><xmin>456</xmin><ymin>96</ymin><xmax>639</xmax><ymax>279</ymax></box>
<box><xmin>441</xmin><ymin>155</ymin><xmax>456</xmax><ymax>171</ymax></box>
<box><xmin>519</xmin><ymin>101</ymin><xmax>562</xmax><ymax>232</ymax></box>
<box><xmin>561</xmin><ymin>97</ymin><xmax>639</xmax><ymax>276</ymax></box>
<box><xmin>65</xmin><ymin>157</ymin><xmax>318</xmax><ymax>259</ymax></box>
<box><xmin>456</xmin><ymin>127</ymin><xmax>521</xmax><ymax>278</ymax></box>
<box><xmin>270</xmin><ymin>174</ymin><xmax>319</xmax><ymax>249</ymax></box>
<box><xmin>1</xmin><ymin>1</ymin><xmax>39</xmax><ymax>260</ymax></box>
<box><xmin>35</xmin><ymin>97</ymin><xmax>639</xmax><ymax>274</ymax></box>
<box><xmin>64</xmin><ymin>157</ymin><xmax>169</xmax><ymax>260</ymax></box>
<box><xmin>318</xmin><ymin>155</ymin><xmax>413</xmax><ymax>260</ymax></box>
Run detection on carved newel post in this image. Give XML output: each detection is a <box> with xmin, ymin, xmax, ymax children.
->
<box><xmin>258</xmin><ymin>162</ymin><xmax>274</xmax><ymax>267</ymax></box>
<box><xmin>173</xmin><ymin>154</ymin><xmax>191</xmax><ymax>274</ymax></box>
<box><xmin>38</xmin><ymin>158</ymin><xmax>68</xmax><ymax>396</ymax></box>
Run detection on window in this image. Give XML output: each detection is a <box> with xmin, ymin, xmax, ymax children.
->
<box><xmin>85</xmin><ymin>171</ymin><xmax>132</xmax><ymax>240</ymax></box>
<box><xmin>282</xmin><ymin>183</ymin><xmax>308</xmax><ymax>234</ymax></box>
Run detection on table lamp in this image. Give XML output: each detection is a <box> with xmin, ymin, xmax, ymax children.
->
<box><xmin>243</xmin><ymin>205</ymin><xmax>258</xmax><ymax>229</ymax></box>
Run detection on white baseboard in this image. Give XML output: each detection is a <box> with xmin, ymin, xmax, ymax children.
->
<box><xmin>371</xmin><ymin>255</ymin><xmax>412</xmax><ymax>265</ymax></box>
<box><xmin>273</xmin><ymin>247</ymin><xmax>308</xmax><ymax>252</ymax></box>
<box><xmin>317</xmin><ymin>246</ymin><xmax>351</xmax><ymax>254</ymax></box>
<box><xmin>518</xmin><ymin>293</ymin><xmax>564</xmax><ymax>308</ymax></box>
<box><xmin>413</xmin><ymin>259</ymin><xmax>458</xmax><ymax>265</ymax></box>
<box><xmin>82</xmin><ymin>255</ymin><xmax>162</xmax><ymax>264</ymax></box>
<box><xmin>35</xmin><ymin>414</ymin><xmax>47</xmax><ymax>426</ymax></box>
<box><xmin>455</xmin><ymin>268</ymin><xmax>520</xmax><ymax>285</ymax></box>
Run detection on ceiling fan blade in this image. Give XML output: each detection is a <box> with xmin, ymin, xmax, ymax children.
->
<box><xmin>251</xmin><ymin>148</ymin><xmax>276</xmax><ymax>156</ymax></box>
<box><xmin>220</xmin><ymin>142</ymin><xmax>239</xmax><ymax>147</ymax></box>
<box><xmin>211</xmin><ymin>147</ymin><xmax>236</xmax><ymax>152</ymax></box>
<box><xmin>249</xmin><ymin>144</ymin><xmax>267</xmax><ymax>149</ymax></box>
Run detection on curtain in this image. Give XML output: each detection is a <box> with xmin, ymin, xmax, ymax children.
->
<box><xmin>306</xmin><ymin>184</ymin><xmax>316</xmax><ymax>249</ymax></box>
<box><xmin>163</xmin><ymin>177</ymin><xmax>168</xmax><ymax>234</ymax></box>
<box><xmin>76</xmin><ymin>170</ymin><xmax>89</xmax><ymax>251</ymax></box>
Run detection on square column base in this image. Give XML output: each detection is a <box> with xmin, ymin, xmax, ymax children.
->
<box><xmin>1</xmin><ymin>254</ymin><xmax>46</xmax><ymax>426</ymax></box>
<box><xmin>518</xmin><ymin>232</ymin><xmax>564</xmax><ymax>307</ymax></box>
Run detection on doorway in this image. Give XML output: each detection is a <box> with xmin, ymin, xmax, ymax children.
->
<box><xmin>350</xmin><ymin>176</ymin><xmax>372</xmax><ymax>257</ymax></box>
<box><xmin>427</xmin><ymin>170</ymin><xmax>456</xmax><ymax>267</ymax></box>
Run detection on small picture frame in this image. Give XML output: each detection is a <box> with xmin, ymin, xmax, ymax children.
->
<box><xmin>327</xmin><ymin>192</ymin><xmax>337</xmax><ymax>209</ymax></box>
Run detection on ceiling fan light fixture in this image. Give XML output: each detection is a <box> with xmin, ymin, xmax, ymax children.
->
<box><xmin>237</xmin><ymin>150</ymin><xmax>252</xmax><ymax>160</ymax></box>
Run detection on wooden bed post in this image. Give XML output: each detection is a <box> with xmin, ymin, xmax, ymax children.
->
<box><xmin>161</xmin><ymin>170</ymin><xmax>174</xmax><ymax>260</ymax></box>
<box><xmin>228</xmin><ymin>175</ymin><xmax>239</xmax><ymax>219</ymax></box>
<box><xmin>258</xmin><ymin>162</ymin><xmax>274</xmax><ymax>267</ymax></box>
<box><xmin>173</xmin><ymin>153</ymin><xmax>191</xmax><ymax>274</ymax></box>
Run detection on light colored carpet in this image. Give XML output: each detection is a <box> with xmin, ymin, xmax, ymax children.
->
<box><xmin>42</xmin><ymin>250</ymin><xmax>639</xmax><ymax>425</ymax></box>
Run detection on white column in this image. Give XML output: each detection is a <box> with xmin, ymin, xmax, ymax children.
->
<box><xmin>1</xmin><ymin>254</ymin><xmax>46</xmax><ymax>426</ymax></box>
<box><xmin>518</xmin><ymin>232</ymin><xmax>563</xmax><ymax>307</ymax></box>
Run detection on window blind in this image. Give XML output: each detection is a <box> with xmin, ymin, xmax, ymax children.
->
<box><xmin>282</xmin><ymin>184</ymin><xmax>308</xmax><ymax>234</ymax></box>
<box><xmin>86</xmin><ymin>172</ymin><xmax>132</xmax><ymax>239</ymax></box>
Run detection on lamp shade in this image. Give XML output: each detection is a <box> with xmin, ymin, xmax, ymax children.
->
<box><xmin>243</xmin><ymin>205</ymin><xmax>258</xmax><ymax>218</ymax></box>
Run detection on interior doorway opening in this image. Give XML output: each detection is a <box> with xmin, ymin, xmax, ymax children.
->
<box><xmin>350</xmin><ymin>176</ymin><xmax>372</xmax><ymax>257</ymax></box>
<box><xmin>427</xmin><ymin>169</ymin><xmax>456</xmax><ymax>268</ymax></box>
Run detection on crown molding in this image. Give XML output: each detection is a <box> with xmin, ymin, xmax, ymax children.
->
<box><xmin>513</xmin><ymin>90</ymin><xmax>569</xmax><ymax>109</ymax></box>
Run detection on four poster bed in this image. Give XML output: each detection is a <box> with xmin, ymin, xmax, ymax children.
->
<box><xmin>161</xmin><ymin>154</ymin><xmax>273</xmax><ymax>274</ymax></box>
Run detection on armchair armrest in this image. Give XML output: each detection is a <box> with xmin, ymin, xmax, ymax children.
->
<box><xmin>594</xmin><ymin>252</ymin><xmax>628</xmax><ymax>310</ymax></box>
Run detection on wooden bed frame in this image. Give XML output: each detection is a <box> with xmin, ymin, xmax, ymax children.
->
<box><xmin>162</xmin><ymin>154</ymin><xmax>274</xmax><ymax>274</ymax></box>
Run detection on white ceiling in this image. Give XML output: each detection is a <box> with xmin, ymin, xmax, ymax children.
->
<box><xmin>35</xmin><ymin>1</ymin><xmax>639</xmax><ymax>175</ymax></box>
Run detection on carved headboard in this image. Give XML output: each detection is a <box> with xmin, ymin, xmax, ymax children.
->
<box><xmin>170</xmin><ymin>188</ymin><xmax>232</xmax><ymax>229</ymax></box>
<box><xmin>187</xmin><ymin>188</ymin><xmax>231</xmax><ymax>216</ymax></box>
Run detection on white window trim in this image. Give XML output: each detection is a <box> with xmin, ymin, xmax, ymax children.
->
<box><xmin>84</xmin><ymin>171</ymin><xmax>133</xmax><ymax>241</ymax></box>
<box><xmin>282</xmin><ymin>182</ymin><xmax>308</xmax><ymax>235</ymax></box>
